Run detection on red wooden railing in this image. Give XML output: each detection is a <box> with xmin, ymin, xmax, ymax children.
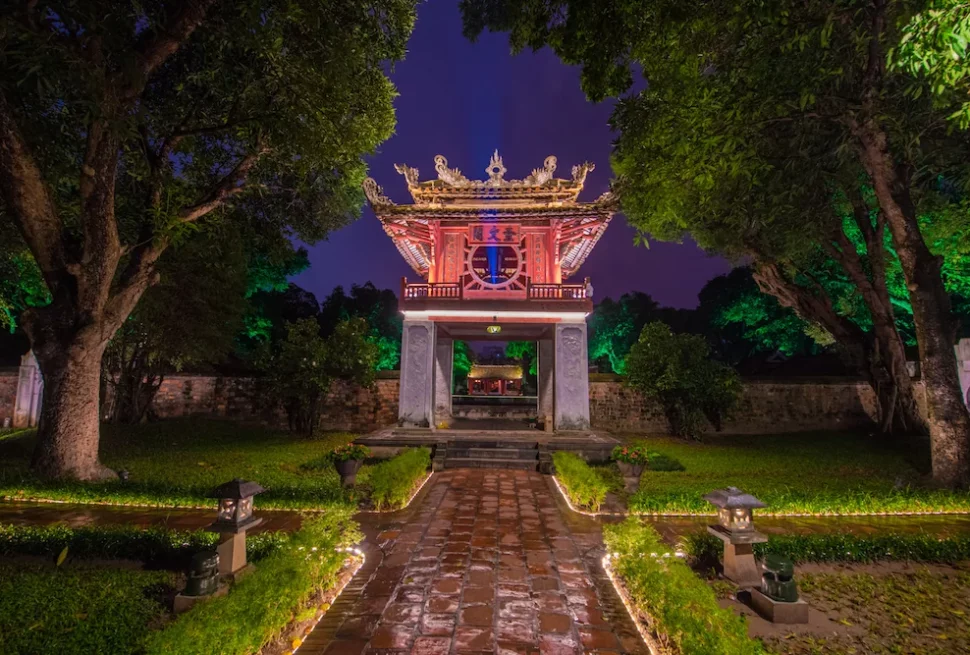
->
<box><xmin>400</xmin><ymin>279</ymin><xmax>462</xmax><ymax>299</ymax></box>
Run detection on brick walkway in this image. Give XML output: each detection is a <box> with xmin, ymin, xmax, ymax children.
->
<box><xmin>301</xmin><ymin>469</ymin><xmax>647</xmax><ymax>655</ymax></box>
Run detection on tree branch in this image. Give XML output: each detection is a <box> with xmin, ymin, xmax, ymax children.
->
<box><xmin>177</xmin><ymin>149</ymin><xmax>266</xmax><ymax>223</ymax></box>
<box><xmin>120</xmin><ymin>0</ymin><xmax>217</xmax><ymax>100</ymax></box>
<box><xmin>0</xmin><ymin>91</ymin><xmax>65</xmax><ymax>287</ymax></box>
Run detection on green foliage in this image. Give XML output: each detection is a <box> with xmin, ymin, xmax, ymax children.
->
<box><xmin>0</xmin><ymin>523</ymin><xmax>286</xmax><ymax>565</ymax></box>
<box><xmin>453</xmin><ymin>340</ymin><xmax>474</xmax><ymax>392</ymax></box>
<box><xmin>319</xmin><ymin>283</ymin><xmax>402</xmax><ymax>371</ymax></box>
<box><xmin>698</xmin><ymin>268</ymin><xmax>823</xmax><ymax>360</ymax></box>
<box><xmin>261</xmin><ymin>317</ymin><xmax>377</xmax><ymax>435</ymax></box>
<box><xmin>366</xmin><ymin>448</ymin><xmax>431</xmax><ymax>510</ymax></box>
<box><xmin>622</xmin><ymin>433</ymin><xmax>970</xmax><ymax>515</ymax></box>
<box><xmin>611</xmin><ymin>445</ymin><xmax>653</xmax><ymax>466</ymax></box>
<box><xmin>329</xmin><ymin>443</ymin><xmax>372</xmax><ymax>462</ymax></box>
<box><xmin>0</xmin><ymin>562</ymin><xmax>175</xmax><ymax>655</ymax></box>
<box><xmin>603</xmin><ymin>519</ymin><xmax>765</xmax><ymax>655</ymax></box>
<box><xmin>504</xmin><ymin>341</ymin><xmax>538</xmax><ymax>377</ymax></box>
<box><xmin>625</xmin><ymin>322</ymin><xmax>743</xmax><ymax>438</ymax></box>
<box><xmin>0</xmin><ymin>419</ymin><xmax>359</xmax><ymax>510</ymax></box>
<box><xmin>683</xmin><ymin>531</ymin><xmax>970</xmax><ymax>566</ymax></box>
<box><xmin>552</xmin><ymin>451</ymin><xmax>609</xmax><ymax>511</ymax></box>
<box><xmin>0</xmin><ymin>227</ymin><xmax>48</xmax><ymax>333</ymax></box>
<box><xmin>891</xmin><ymin>1</ymin><xmax>970</xmax><ymax>128</ymax></box>
<box><xmin>588</xmin><ymin>292</ymin><xmax>660</xmax><ymax>373</ymax></box>
<box><xmin>144</xmin><ymin>512</ymin><xmax>361</xmax><ymax>655</ymax></box>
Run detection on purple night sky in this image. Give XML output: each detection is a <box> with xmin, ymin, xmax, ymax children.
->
<box><xmin>291</xmin><ymin>1</ymin><xmax>732</xmax><ymax>309</ymax></box>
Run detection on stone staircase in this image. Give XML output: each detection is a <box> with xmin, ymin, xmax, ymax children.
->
<box><xmin>433</xmin><ymin>440</ymin><xmax>547</xmax><ymax>472</ymax></box>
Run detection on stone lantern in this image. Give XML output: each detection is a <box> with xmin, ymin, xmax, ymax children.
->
<box><xmin>208</xmin><ymin>479</ymin><xmax>265</xmax><ymax>577</ymax></box>
<box><xmin>703</xmin><ymin>486</ymin><xmax>767</xmax><ymax>587</ymax></box>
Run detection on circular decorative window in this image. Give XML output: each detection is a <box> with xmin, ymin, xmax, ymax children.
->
<box><xmin>469</xmin><ymin>245</ymin><xmax>522</xmax><ymax>288</ymax></box>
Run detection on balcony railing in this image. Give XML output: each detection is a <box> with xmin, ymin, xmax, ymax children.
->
<box><xmin>400</xmin><ymin>277</ymin><xmax>590</xmax><ymax>302</ymax></box>
<box><xmin>401</xmin><ymin>281</ymin><xmax>462</xmax><ymax>299</ymax></box>
<box><xmin>527</xmin><ymin>282</ymin><xmax>587</xmax><ymax>300</ymax></box>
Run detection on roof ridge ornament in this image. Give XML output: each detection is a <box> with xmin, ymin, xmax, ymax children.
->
<box><xmin>434</xmin><ymin>155</ymin><xmax>469</xmax><ymax>186</ymax></box>
<box><xmin>362</xmin><ymin>177</ymin><xmax>391</xmax><ymax>206</ymax></box>
<box><xmin>394</xmin><ymin>163</ymin><xmax>420</xmax><ymax>187</ymax></box>
<box><xmin>525</xmin><ymin>155</ymin><xmax>557</xmax><ymax>186</ymax></box>
<box><xmin>485</xmin><ymin>149</ymin><xmax>507</xmax><ymax>186</ymax></box>
<box><xmin>571</xmin><ymin>162</ymin><xmax>595</xmax><ymax>185</ymax></box>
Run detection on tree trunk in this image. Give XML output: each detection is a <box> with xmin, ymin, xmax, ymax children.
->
<box><xmin>30</xmin><ymin>336</ymin><xmax>116</xmax><ymax>481</ymax></box>
<box><xmin>856</xmin><ymin>123</ymin><xmax>970</xmax><ymax>487</ymax></box>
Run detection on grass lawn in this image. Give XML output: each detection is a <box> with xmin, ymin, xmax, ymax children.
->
<box><xmin>623</xmin><ymin>432</ymin><xmax>970</xmax><ymax>515</ymax></box>
<box><xmin>761</xmin><ymin>566</ymin><xmax>970</xmax><ymax>654</ymax></box>
<box><xmin>0</xmin><ymin>561</ymin><xmax>175</xmax><ymax>655</ymax></box>
<box><xmin>0</xmin><ymin>419</ymin><xmax>361</xmax><ymax>510</ymax></box>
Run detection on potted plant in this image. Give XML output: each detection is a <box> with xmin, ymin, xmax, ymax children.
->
<box><xmin>611</xmin><ymin>445</ymin><xmax>652</xmax><ymax>492</ymax></box>
<box><xmin>330</xmin><ymin>443</ymin><xmax>372</xmax><ymax>488</ymax></box>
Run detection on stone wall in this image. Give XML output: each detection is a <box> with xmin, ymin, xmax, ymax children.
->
<box><xmin>150</xmin><ymin>374</ymin><xmax>400</xmax><ymax>432</ymax></box>
<box><xmin>589</xmin><ymin>375</ymin><xmax>896</xmax><ymax>434</ymax></box>
<box><xmin>1</xmin><ymin>368</ymin><xmax>906</xmax><ymax>435</ymax></box>
<box><xmin>0</xmin><ymin>369</ymin><xmax>16</xmax><ymax>426</ymax></box>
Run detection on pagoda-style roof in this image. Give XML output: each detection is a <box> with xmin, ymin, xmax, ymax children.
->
<box><xmin>364</xmin><ymin>151</ymin><xmax>616</xmax><ymax>280</ymax></box>
<box><xmin>468</xmin><ymin>364</ymin><xmax>523</xmax><ymax>380</ymax></box>
<box><xmin>363</xmin><ymin>150</ymin><xmax>616</xmax><ymax>210</ymax></box>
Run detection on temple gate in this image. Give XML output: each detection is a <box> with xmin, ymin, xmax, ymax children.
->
<box><xmin>364</xmin><ymin>151</ymin><xmax>614</xmax><ymax>431</ymax></box>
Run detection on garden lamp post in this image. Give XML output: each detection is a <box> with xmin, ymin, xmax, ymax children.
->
<box><xmin>703</xmin><ymin>486</ymin><xmax>767</xmax><ymax>587</ymax></box>
<box><xmin>208</xmin><ymin>478</ymin><xmax>265</xmax><ymax>577</ymax></box>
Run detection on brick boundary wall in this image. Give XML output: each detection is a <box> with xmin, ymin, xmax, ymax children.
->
<box><xmin>3</xmin><ymin>369</ymin><xmax>912</xmax><ymax>435</ymax></box>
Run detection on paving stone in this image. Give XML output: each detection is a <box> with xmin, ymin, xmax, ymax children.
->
<box><xmin>298</xmin><ymin>469</ymin><xmax>648</xmax><ymax>654</ymax></box>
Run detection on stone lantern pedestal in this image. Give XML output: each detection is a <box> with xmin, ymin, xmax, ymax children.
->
<box><xmin>707</xmin><ymin>524</ymin><xmax>767</xmax><ymax>588</ymax></box>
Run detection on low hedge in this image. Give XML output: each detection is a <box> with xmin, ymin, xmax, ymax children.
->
<box><xmin>366</xmin><ymin>447</ymin><xmax>431</xmax><ymax>510</ymax></box>
<box><xmin>553</xmin><ymin>451</ymin><xmax>610</xmax><ymax>511</ymax></box>
<box><xmin>683</xmin><ymin>530</ymin><xmax>970</xmax><ymax>565</ymax></box>
<box><xmin>144</xmin><ymin>510</ymin><xmax>361</xmax><ymax>655</ymax></box>
<box><xmin>604</xmin><ymin>518</ymin><xmax>765</xmax><ymax>655</ymax></box>
<box><xmin>0</xmin><ymin>523</ymin><xmax>288</xmax><ymax>567</ymax></box>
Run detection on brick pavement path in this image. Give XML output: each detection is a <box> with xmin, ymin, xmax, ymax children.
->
<box><xmin>301</xmin><ymin>469</ymin><xmax>647</xmax><ymax>655</ymax></box>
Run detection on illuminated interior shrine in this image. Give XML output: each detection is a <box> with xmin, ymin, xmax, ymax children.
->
<box><xmin>364</xmin><ymin>151</ymin><xmax>615</xmax><ymax>430</ymax></box>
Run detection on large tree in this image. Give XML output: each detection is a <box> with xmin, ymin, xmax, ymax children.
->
<box><xmin>319</xmin><ymin>282</ymin><xmax>402</xmax><ymax>371</ymax></box>
<box><xmin>0</xmin><ymin>0</ymin><xmax>416</xmax><ymax>479</ymax></box>
<box><xmin>463</xmin><ymin>0</ymin><xmax>970</xmax><ymax>485</ymax></box>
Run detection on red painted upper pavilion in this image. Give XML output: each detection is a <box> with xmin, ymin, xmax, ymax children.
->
<box><xmin>363</xmin><ymin>151</ymin><xmax>615</xmax><ymax>430</ymax></box>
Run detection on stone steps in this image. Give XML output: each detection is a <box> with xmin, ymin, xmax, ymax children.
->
<box><xmin>440</xmin><ymin>440</ymin><xmax>540</xmax><ymax>471</ymax></box>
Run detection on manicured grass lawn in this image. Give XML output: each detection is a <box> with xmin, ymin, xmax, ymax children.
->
<box><xmin>0</xmin><ymin>419</ymin><xmax>360</xmax><ymax>509</ymax></box>
<box><xmin>623</xmin><ymin>432</ymin><xmax>970</xmax><ymax>515</ymax></box>
<box><xmin>0</xmin><ymin>562</ymin><xmax>175</xmax><ymax>655</ymax></box>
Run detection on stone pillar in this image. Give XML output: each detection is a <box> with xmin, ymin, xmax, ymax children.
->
<box><xmin>955</xmin><ymin>338</ymin><xmax>970</xmax><ymax>407</ymax></box>
<box><xmin>554</xmin><ymin>321</ymin><xmax>590</xmax><ymax>431</ymax></box>
<box><xmin>538</xmin><ymin>339</ymin><xmax>555</xmax><ymax>431</ymax></box>
<box><xmin>13</xmin><ymin>351</ymin><xmax>43</xmax><ymax>428</ymax></box>
<box><xmin>399</xmin><ymin>319</ymin><xmax>435</xmax><ymax>428</ymax></box>
<box><xmin>433</xmin><ymin>336</ymin><xmax>453</xmax><ymax>428</ymax></box>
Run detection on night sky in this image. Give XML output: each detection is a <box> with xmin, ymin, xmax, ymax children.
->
<box><xmin>291</xmin><ymin>0</ymin><xmax>732</xmax><ymax>309</ymax></box>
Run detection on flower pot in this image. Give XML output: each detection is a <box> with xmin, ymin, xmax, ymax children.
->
<box><xmin>616</xmin><ymin>461</ymin><xmax>645</xmax><ymax>478</ymax></box>
<box><xmin>335</xmin><ymin>459</ymin><xmax>363</xmax><ymax>488</ymax></box>
<box><xmin>616</xmin><ymin>461</ymin><xmax>645</xmax><ymax>493</ymax></box>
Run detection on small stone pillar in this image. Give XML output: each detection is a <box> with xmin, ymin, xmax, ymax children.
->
<box><xmin>433</xmin><ymin>336</ymin><xmax>453</xmax><ymax>429</ymax></box>
<box><xmin>538</xmin><ymin>339</ymin><xmax>555</xmax><ymax>432</ymax></box>
<box><xmin>704</xmin><ymin>487</ymin><xmax>767</xmax><ymax>588</ymax></box>
<box><xmin>553</xmin><ymin>321</ymin><xmax>590</xmax><ymax>431</ymax></box>
<box><xmin>207</xmin><ymin>479</ymin><xmax>265</xmax><ymax>578</ymax></box>
<box><xmin>399</xmin><ymin>319</ymin><xmax>436</xmax><ymax>428</ymax></box>
<box><xmin>13</xmin><ymin>351</ymin><xmax>43</xmax><ymax>428</ymax></box>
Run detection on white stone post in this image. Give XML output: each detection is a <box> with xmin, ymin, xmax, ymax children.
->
<box><xmin>554</xmin><ymin>321</ymin><xmax>590</xmax><ymax>430</ymax></box>
<box><xmin>433</xmin><ymin>336</ymin><xmax>453</xmax><ymax>428</ymax></box>
<box><xmin>13</xmin><ymin>351</ymin><xmax>43</xmax><ymax>428</ymax></box>
<box><xmin>538</xmin><ymin>339</ymin><xmax>555</xmax><ymax>431</ymax></box>
<box><xmin>955</xmin><ymin>338</ymin><xmax>970</xmax><ymax>407</ymax></box>
<box><xmin>399</xmin><ymin>319</ymin><xmax>436</xmax><ymax>428</ymax></box>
